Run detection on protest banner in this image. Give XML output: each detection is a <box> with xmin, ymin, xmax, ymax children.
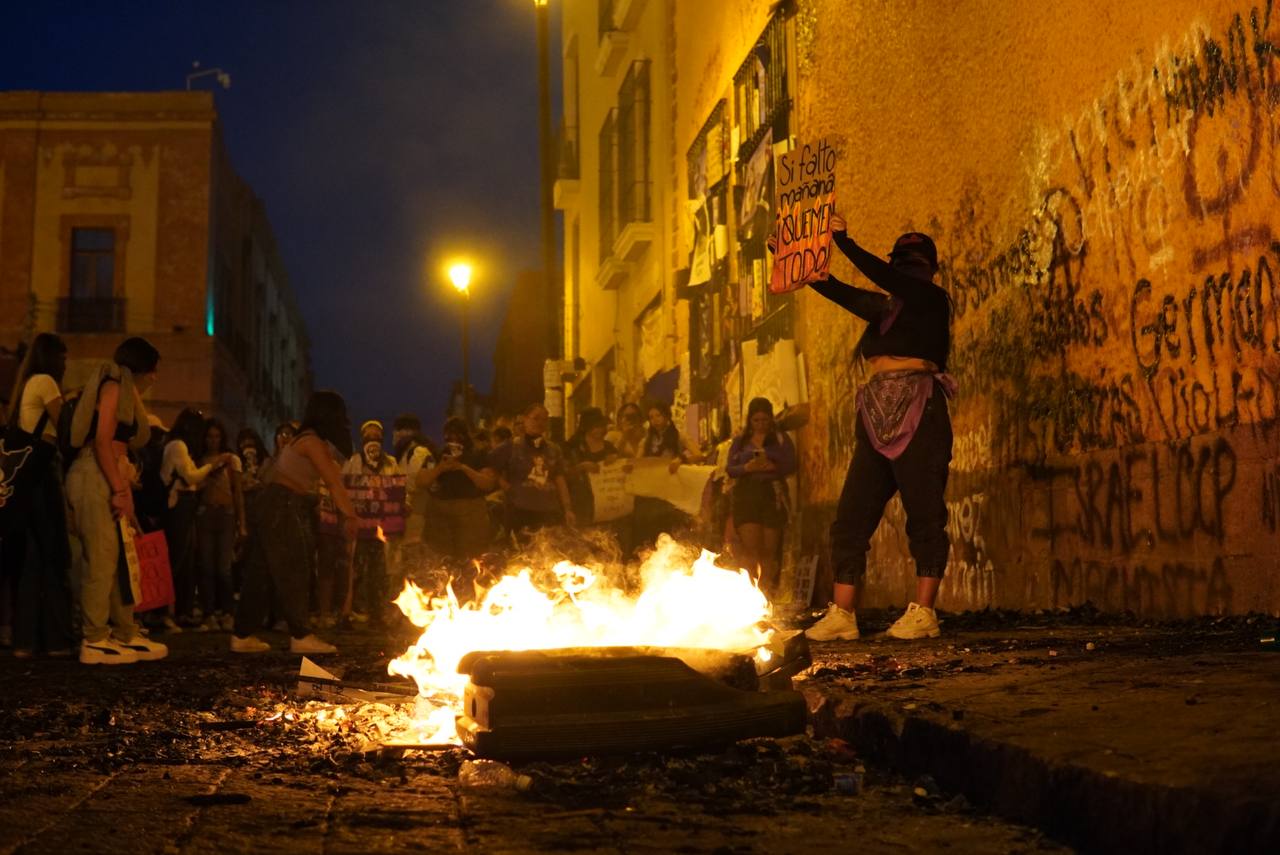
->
<box><xmin>625</xmin><ymin>458</ymin><xmax>716</xmax><ymax>517</ymax></box>
<box><xmin>769</xmin><ymin>137</ymin><xmax>836</xmax><ymax>294</ymax></box>
<box><xmin>318</xmin><ymin>473</ymin><xmax>407</xmax><ymax>539</ymax></box>
<box><xmin>588</xmin><ymin>459</ymin><xmax>634</xmax><ymax>522</ymax></box>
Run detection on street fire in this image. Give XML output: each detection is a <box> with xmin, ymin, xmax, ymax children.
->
<box><xmin>387</xmin><ymin>538</ymin><xmax>776</xmax><ymax>745</ymax></box>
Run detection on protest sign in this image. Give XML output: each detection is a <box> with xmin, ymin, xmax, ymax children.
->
<box><xmin>318</xmin><ymin>473</ymin><xmax>407</xmax><ymax>539</ymax></box>
<box><xmin>588</xmin><ymin>459</ymin><xmax>634</xmax><ymax>522</ymax></box>
<box><xmin>769</xmin><ymin>138</ymin><xmax>836</xmax><ymax>294</ymax></box>
<box><xmin>625</xmin><ymin>458</ymin><xmax>716</xmax><ymax>517</ymax></box>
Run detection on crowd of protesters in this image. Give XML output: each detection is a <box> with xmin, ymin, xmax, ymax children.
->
<box><xmin>1</xmin><ymin>333</ymin><xmax>810</xmax><ymax>666</ymax></box>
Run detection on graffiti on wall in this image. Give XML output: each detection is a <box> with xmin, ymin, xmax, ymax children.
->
<box><xmin>801</xmin><ymin>1</ymin><xmax>1280</xmax><ymax>614</ymax></box>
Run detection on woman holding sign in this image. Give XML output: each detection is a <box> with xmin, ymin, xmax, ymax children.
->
<box><xmin>794</xmin><ymin>215</ymin><xmax>955</xmax><ymax>642</ymax></box>
<box><xmin>725</xmin><ymin>397</ymin><xmax>796</xmax><ymax>599</ymax></box>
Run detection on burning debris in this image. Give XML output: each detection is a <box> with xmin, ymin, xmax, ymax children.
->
<box><xmin>380</xmin><ymin>536</ymin><xmax>805</xmax><ymax>753</ymax></box>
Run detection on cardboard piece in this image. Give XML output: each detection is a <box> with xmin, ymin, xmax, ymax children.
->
<box><xmin>770</xmin><ymin>138</ymin><xmax>837</xmax><ymax>294</ymax></box>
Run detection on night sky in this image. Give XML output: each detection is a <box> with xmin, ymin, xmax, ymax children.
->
<box><xmin>1</xmin><ymin>0</ymin><xmax>558</xmax><ymax>434</ymax></box>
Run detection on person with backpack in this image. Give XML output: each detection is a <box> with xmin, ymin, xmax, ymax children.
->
<box><xmin>64</xmin><ymin>337</ymin><xmax>169</xmax><ymax>665</ymax></box>
<box><xmin>3</xmin><ymin>333</ymin><xmax>74</xmax><ymax>658</ymax></box>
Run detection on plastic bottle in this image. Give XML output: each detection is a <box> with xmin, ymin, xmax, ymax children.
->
<box><xmin>458</xmin><ymin>759</ymin><xmax>533</xmax><ymax>791</ymax></box>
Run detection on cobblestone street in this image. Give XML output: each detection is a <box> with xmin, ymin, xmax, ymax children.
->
<box><xmin>3</xmin><ymin>612</ymin><xmax>1275</xmax><ymax>853</ymax></box>
<box><xmin>0</xmin><ymin>623</ymin><xmax>1075</xmax><ymax>855</ymax></box>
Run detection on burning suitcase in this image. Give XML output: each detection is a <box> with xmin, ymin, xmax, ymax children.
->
<box><xmin>455</xmin><ymin>647</ymin><xmax>808</xmax><ymax>760</ymax></box>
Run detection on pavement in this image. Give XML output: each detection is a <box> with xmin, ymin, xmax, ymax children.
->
<box><xmin>799</xmin><ymin>610</ymin><xmax>1280</xmax><ymax>854</ymax></box>
<box><xmin>0</xmin><ymin>611</ymin><xmax>1275</xmax><ymax>853</ymax></box>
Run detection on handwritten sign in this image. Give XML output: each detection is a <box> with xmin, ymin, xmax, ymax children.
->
<box><xmin>625</xmin><ymin>459</ymin><xmax>716</xmax><ymax>517</ymax></box>
<box><xmin>318</xmin><ymin>473</ymin><xmax>407</xmax><ymax>539</ymax></box>
<box><xmin>769</xmin><ymin>138</ymin><xmax>836</xmax><ymax>294</ymax></box>
<box><xmin>588</xmin><ymin>460</ymin><xmax>635</xmax><ymax>523</ymax></box>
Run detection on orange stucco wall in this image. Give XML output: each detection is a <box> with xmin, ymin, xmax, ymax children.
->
<box><xmin>784</xmin><ymin>0</ymin><xmax>1280</xmax><ymax>615</ymax></box>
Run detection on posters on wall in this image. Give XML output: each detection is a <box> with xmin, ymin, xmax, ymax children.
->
<box><xmin>742</xmin><ymin>338</ymin><xmax>804</xmax><ymax>413</ymax></box>
<box><xmin>770</xmin><ymin>138</ymin><xmax>837</xmax><ymax>294</ymax></box>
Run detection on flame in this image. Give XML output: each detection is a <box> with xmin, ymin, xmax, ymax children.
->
<box><xmin>388</xmin><ymin>538</ymin><xmax>773</xmax><ymax>744</ymax></box>
<box><xmin>376</xmin><ymin>525</ymin><xmax>387</xmax><ymax>543</ymax></box>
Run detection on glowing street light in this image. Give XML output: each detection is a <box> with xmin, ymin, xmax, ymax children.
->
<box><xmin>448</xmin><ymin>261</ymin><xmax>473</xmax><ymax>295</ymax></box>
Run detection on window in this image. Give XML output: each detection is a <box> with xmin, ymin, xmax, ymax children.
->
<box><xmin>598</xmin><ymin>0</ymin><xmax>616</xmax><ymax>39</ymax></box>
<box><xmin>617</xmin><ymin>60</ymin><xmax>651</xmax><ymax>227</ymax></box>
<box><xmin>598</xmin><ymin>109</ymin><xmax>617</xmax><ymax>261</ymax></box>
<box><xmin>70</xmin><ymin>228</ymin><xmax>115</xmax><ymax>300</ymax></box>
<box><xmin>60</xmin><ymin>227</ymin><xmax>123</xmax><ymax>332</ymax></box>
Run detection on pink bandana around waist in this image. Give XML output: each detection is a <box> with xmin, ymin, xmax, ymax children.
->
<box><xmin>856</xmin><ymin>369</ymin><xmax>957</xmax><ymax>459</ymax></box>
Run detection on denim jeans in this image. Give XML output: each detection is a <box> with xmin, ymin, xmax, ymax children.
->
<box><xmin>166</xmin><ymin>492</ymin><xmax>200</xmax><ymax>619</ymax></box>
<box><xmin>197</xmin><ymin>504</ymin><xmax>237</xmax><ymax>615</ymax></box>
<box><xmin>831</xmin><ymin>384</ymin><xmax>953</xmax><ymax>585</ymax></box>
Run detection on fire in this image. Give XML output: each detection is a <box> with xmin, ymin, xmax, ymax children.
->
<box><xmin>387</xmin><ymin>538</ymin><xmax>774</xmax><ymax>744</ymax></box>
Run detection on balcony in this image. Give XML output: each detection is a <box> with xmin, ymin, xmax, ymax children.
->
<box><xmin>595</xmin><ymin>254</ymin><xmax>631</xmax><ymax>291</ymax></box>
<box><xmin>553</xmin><ymin>118</ymin><xmax>580</xmax><ymax>210</ymax></box>
<box><xmin>57</xmin><ymin>297</ymin><xmax>125</xmax><ymax>334</ymax></box>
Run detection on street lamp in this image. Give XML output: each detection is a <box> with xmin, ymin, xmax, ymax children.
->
<box><xmin>534</xmin><ymin>0</ymin><xmax>561</xmax><ymax>438</ymax></box>
<box><xmin>448</xmin><ymin>262</ymin><xmax>473</xmax><ymax>424</ymax></box>
<box><xmin>186</xmin><ymin>62</ymin><xmax>231</xmax><ymax>90</ymax></box>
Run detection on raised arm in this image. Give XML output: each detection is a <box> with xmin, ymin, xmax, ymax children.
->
<box><xmin>831</xmin><ymin>230</ymin><xmax>938</xmax><ymax>303</ymax></box>
<box><xmin>807</xmin><ymin>273</ymin><xmax>892</xmax><ymax>322</ymax></box>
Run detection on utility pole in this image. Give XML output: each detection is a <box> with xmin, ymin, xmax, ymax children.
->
<box><xmin>535</xmin><ymin>0</ymin><xmax>562</xmax><ymax>439</ymax></box>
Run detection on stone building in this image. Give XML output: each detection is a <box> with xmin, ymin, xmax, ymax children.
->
<box><xmin>0</xmin><ymin>91</ymin><xmax>309</xmax><ymax>437</ymax></box>
<box><xmin>556</xmin><ymin>0</ymin><xmax>1280</xmax><ymax>616</ymax></box>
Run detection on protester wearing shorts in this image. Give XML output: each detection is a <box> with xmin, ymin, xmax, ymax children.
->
<box><xmin>726</xmin><ymin>397</ymin><xmax>796</xmax><ymax>599</ymax></box>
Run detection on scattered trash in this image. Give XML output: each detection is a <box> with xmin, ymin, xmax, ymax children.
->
<box><xmin>1086</xmin><ymin>642</ymin><xmax>1097</xmax><ymax>651</ymax></box>
<box><xmin>824</xmin><ymin>737</ymin><xmax>858</xmax><ymax>764</ymax></box>
<box><xmin>833</xmin><ymin>772</ymin><xmax>863</xmax><ymax>795</ymax></box>
<box><xmin>1048</xmin><ymin>650</ymin><xmax>1058</xmax><ymax>657</ymax></box>
<box><xmin>459</xmin><ymin>759</ymin><xmax>533</xmax><ymax>792</ymax></box>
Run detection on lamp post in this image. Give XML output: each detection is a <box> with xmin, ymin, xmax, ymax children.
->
<box><xmin>448</xmin><ymin>262</ymin><xmax>473</xmax><ymax>425</ymax></box>
<box><xmin>534</xmin><ymin>0</ymin><xmax>562</xmax><ymax>439</ymax></box>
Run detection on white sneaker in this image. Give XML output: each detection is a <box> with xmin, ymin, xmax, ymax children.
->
<box><xmin>162</xmin><ymin>616</ymin><xmax>184</xmax><ymax>634</ymax></box>
<box><xmin>80</xmin><ymin>639</ymin><xmax>139</xmax><ymax>665</ymax></box>
<box><xmin>805</xmin><ymin>603</ymin><xmax>861</xmax><ymax>641</ymax></box>
<box><xmin>885</xmin><ymin>602</ymin><xmax>941</xmax><ymax>639</ymax></box>
<box><xmin>117</xmin><ymin>635</ymin><xmax>169</xmax><ymax>661</ymax></box>
<box><xmin>230</xmin><ymin>635</ymin><xmax>271</xmax><ymax>654</ymax></box>
<box><xmin>290</xmin><ymin>634</ymin><xmax>337</xmax><ymax>655</ymax></box>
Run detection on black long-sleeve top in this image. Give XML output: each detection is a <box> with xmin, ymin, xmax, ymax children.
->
<box><xmin>808</xmin><ymin>230</ymin><xmax>951</xmax><ymax>371</ymax></box>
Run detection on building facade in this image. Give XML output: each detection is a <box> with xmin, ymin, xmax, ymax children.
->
<box><xmin>0</xmin><ymin>91</ymin><xmax>309</xmax><ymax>437</ymax></box>
<box><xmin>557</xmin><ymin>0</ymin><xmax>1280</xmax><ymax>617</ymax></box>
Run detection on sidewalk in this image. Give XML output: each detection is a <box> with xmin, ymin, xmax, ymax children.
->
<box><xmin>798</xmin><ymin>612</ymin><xmax>1280</xmax><ymax>854</ymax></box>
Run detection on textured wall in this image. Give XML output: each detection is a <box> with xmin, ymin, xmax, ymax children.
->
<box><xmin>793</xmin><ymin>0</ymin><xmax>1280</xmax><ymax>615</ymax></box>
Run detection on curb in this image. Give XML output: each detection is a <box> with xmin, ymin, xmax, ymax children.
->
<box><xmin>804</xmin><ymin>690</ymin><xmax>1280</xmax><ymax>854</ymax></box>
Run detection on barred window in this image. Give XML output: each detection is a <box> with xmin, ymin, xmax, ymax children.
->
<box><xmin>617</xmin><ymin>59</ymin><xmax>651</xmax><ymax>227</ymax></box>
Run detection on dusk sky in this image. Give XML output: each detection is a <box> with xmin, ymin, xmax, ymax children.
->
<box><xmin>2</xmin><ymin>0</ymin><xmax>559</xmax><ymax>433</ymax></box>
